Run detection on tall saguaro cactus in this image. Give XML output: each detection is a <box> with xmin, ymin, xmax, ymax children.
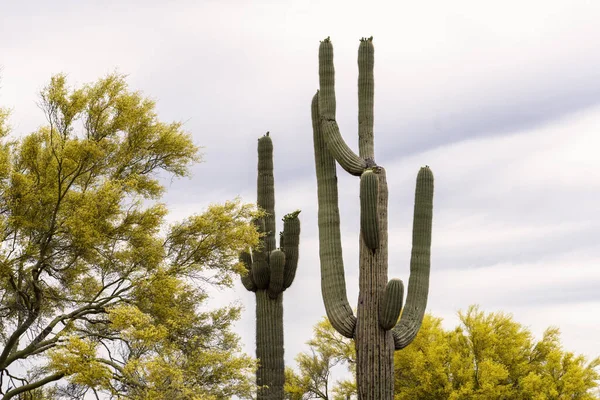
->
<box><xmin>311</xmin><ymin>37</ymin><xmax>434</xmax><ymax>399</ymax></box>
<box><xmin>240</xmin><ymin>133</ymin><xmax>301</xmax><ymax>400</ymax></box>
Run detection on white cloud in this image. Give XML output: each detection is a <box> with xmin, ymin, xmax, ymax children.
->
<box><xmin>190</xmin><ymin>103</ymin><xmax>600</xmax><ymax>367</ymax></box>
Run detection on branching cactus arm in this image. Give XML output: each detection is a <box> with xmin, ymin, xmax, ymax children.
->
<box><xmin>282</xmin><ymin>211</ymin><xmax>301</xmax><ymax>289</ymax></box>
<box><xmin>357</xmin><ymin>37</ymin><xmax>375</xmax><ymax>159</ymax></box>
<box><xmin>318</xmin><ymin>38</ymin><xmax>367</xmax><ymax>176</ymax></box>
<box><xmin>392</xmin><ymin>166</ymin><xmax>434</xmax><ymax>349</ymax></box>
<box><xmin>379</xmin><ymin>279</ymin><xmax>404</xmax><ymax>331</ymax></box>
<box><xmin>360</xmin><ymin>169</ymin><xmax>380</xmax><ymax>250</ymax></box>
<box><xmin>268</xmin><ymin>249</ymin><xmax>286</xmax><ymax>299</ymax></box>
<box><xmin>240</xmin><ymin>251</ymin><xmax>256</xmax><ymax>292</ymax></box>
<box><xmin>312</xmin><ymin>93</ymin><xmax>357</xmax><ymax>339</ymax></box>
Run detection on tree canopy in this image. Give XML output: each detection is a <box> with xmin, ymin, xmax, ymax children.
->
<box><xmin>395</xmin><ymin>306</ymin><xmax>600</xmax><ymax>400</ymax></box>
<box><xmin>286</xmin><ymin>307</ymin><xmax>600</xmax><ymax>400</ymax></box>
<box><xmin>0</xmin><ymin>74</ymin><xmax>261</xmax><ymax>399</ymax></box>
<box><xmin>285</xmin><ymin>317</ymin><xmax>356</xmax><ymax>400</ymax></box>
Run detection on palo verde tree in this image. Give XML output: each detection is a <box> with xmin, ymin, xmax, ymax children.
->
<box><xmin>239</xmin><ymin>133</ymin><xmax>301</xmax><ymax>399</ymax></box>
<box><xmin>0</xmin><ymin>74</ymin><xmax>260</xmax><ymax>399</ymax></box>
<box><xmin>285</xmin><ymin>317</ymin><xmax>356</xmax><ymax>400</ymax></box>
<box><xmin>439</xmin><ymin>306</ymin><xmax>600</xmax><ymax>400</ymax></box>
<box><xmin>288</xmin><ymin>310</ymin><xmax>600</xmax><ymax>400</ymax></box>
<box><xmin>311</xmin><ymin>37</ymin><xmax>434</xmax><ymax>399</ymax></box>
<box><xmin>395</xmin><ymin>306</ymin><xmax>600</xmax><ymax>400</ymax></box>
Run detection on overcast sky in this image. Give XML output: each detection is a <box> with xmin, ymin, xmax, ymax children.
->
<box><xmin>2</xmin><ymin>0</ymin><xmax>600</xmax><ymax>390</ymax></box>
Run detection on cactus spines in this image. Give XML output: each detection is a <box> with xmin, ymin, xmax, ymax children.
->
<box><xmin>360</xmin><ymin>169</ymin><xmax>380</xmax><ymax>250</ymax></box>
<box><xmin>312</xmin><ymin>38</ymin><xmax>434</xmax><ymax>399</ymax></box>
<box><xmin>240</xmin><ymin>133</ymin><xmax>301</xmax><ymax>399</ymax></box>
<box><xmin>379</xmin><ymin>279</ymin><xmax>404</xmax><ymax>330</ymax></box>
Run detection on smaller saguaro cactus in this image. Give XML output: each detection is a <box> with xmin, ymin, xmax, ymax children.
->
<box><xmin>240</xmin><ymin>133</ymin><xmax>301</xmax><ymax>400</ymax></box>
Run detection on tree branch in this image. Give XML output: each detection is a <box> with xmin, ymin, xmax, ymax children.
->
<box><xmin>2</xmin><ymin>372</ymin><xmax>64</xmax><ymax>400</ymax></box>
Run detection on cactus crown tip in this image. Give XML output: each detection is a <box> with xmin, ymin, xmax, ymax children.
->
<box><xmin>360</xmin><ymin>36</ymin><xmax>374</xmax><ymax>42</ymax></box>
<box><xmin>283</xmin><ymin>209</ymin><xmax>301</xmax><ymax>220</ymax></box>
<box><xmin>258</xmin><ymin>132</ymin><xmax>272</xmax><ymax>142</ymax></box>
<box><xmin>321</xmin><ymin>36</ymin><xmax>331</xmax><ymax>43</ymax></box>
<box><xmin>418</xmin><ymin>165</ymin><xmax>434</xmax><ymax>180</ymax></box>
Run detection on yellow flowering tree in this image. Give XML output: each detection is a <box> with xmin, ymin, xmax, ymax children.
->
<box><xmin>286</xmin><ymin>309</ymin><xmax>599</xmax><ymax>400</ymax></box>
<box><xmin>0</xmin><ymin>75</ymin><xmax>260</xmax><ymax>399</ymax></box>
<box><xmin>284</xmin><ymin>317</ymin><xmax>356</xmax><ymax>400</ymax></box>
<box><xmin>394</xmin><ymin>306</ymin><xmax>600</xmax><ymax>400</ymax></box>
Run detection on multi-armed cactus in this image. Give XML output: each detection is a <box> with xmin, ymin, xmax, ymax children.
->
<box><xmin>311</xmin><ymin>37</ymin><xmax>434</xmax><ymax>399</ymax></box>
<box><xmin>240</xmin><ymin>133</ymin><xmax>301</xmax><ymax>400</ymax></box>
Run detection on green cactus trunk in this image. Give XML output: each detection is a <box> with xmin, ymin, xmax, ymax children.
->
<box><xmin>312</xmin><ymin>38</ymin><xmax>434</xmax><ymax>399</ymax></box>
<box><xmin>356</xmin><ymin>169</ymin><xmax>395</xmax><ymax>399</ymax></box>
<box><xmin>240</xmin><ymin>133</ymin><xmax>301</xmax><ymax>400</ymax></box>
<box><xmin>255</xmin><ymin>290</ymin><xmax>284</xmax><ymax>399</ymax></box>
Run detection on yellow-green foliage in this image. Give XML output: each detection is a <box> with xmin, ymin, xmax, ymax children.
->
<box><xmin>285</xmin><ymin>308</ymin><xmax>600</xmax><ymax>400</ymax></box>
<box><xmin>0</xmin><ymin>107</ymin><xmax>9</xmax><ymax>135</ymax></box>
<box><xmin>108</xmin><ymin>304</ymin><xmax>169</xmax><ymax>345</ymax></box>
<box><xmin>393</xmin><ymin>314</ymin><xmax>453</xmax><ymax>399</ymax></box>
<box><xmin>285</xmin><ymin>317</ymin><xmax>356</xmax><ymax>400</ymax></box>
<box><xmin>48</xmin><ymin>337</ymin><xmax>112</xmax><ymax>387</ymax></box>
<box><xmin>104</xmin><ymin>271</ymin><xmax>257</xmax><ymax>399</ymax></box>
<box><xmin>166</xmin><ymin>200</ymin><xmax>263</xmax><ymax>283</ymax></box>
<box><xmin>394</xmin><ymin>306</ymin><xmax>600</xmax><ymax>400</ymax></box>
<box><xmin>0</xmin><ymin>107</ymin><xmax>10</xmax><ymax>181</ymax></box>
<box><xmin>0</xmin><ymin>74</ymin><xmax>260</xmax><ymax>399</ymax></box>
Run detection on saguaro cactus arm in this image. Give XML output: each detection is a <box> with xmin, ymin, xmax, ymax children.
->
<box><xmin>360</xmin><ymin>169</ymin><xmax>380</xmax><ymax>250</ymax></box>
<box><xmin>357</xmin><ymin>37</ymin><xmax>375</xmax><ymax>159</ymax></box>
<box><xmin>240</xmin><ymin>251</ymin><xmax>257</xmax><ymax>292</ymax></box>
<box><xmin>268</xmin><ymin>249</ymin><xmax>286</xmax><ymax>299</ymax></box>
<box><xmin>312</xmin><ymin>93</ymin><xmax>357</xmax><ymax>339</ymax></box>
<box><xmin>379</xmin><ymin>279</ymin><xmax>404</xmax><ymax>330</ymax></box>
<box><xmin>318</xmin><ymin>38</ymin><xmax>367</xmax><ymax>176</ymax></box>
<box><xmin>253</xmin><ymin>259</ymin><xmax>270</xmax><ymax>290</ymax></box>
<box><xmin>282</xmin><ymin>211</ymin><xmax>301</xmax><ymax>289</ymax></box>
<box><xmin>392</xmin><ymin>166</ymin><xmax>434</xmax><ymax>349</ymax></box>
